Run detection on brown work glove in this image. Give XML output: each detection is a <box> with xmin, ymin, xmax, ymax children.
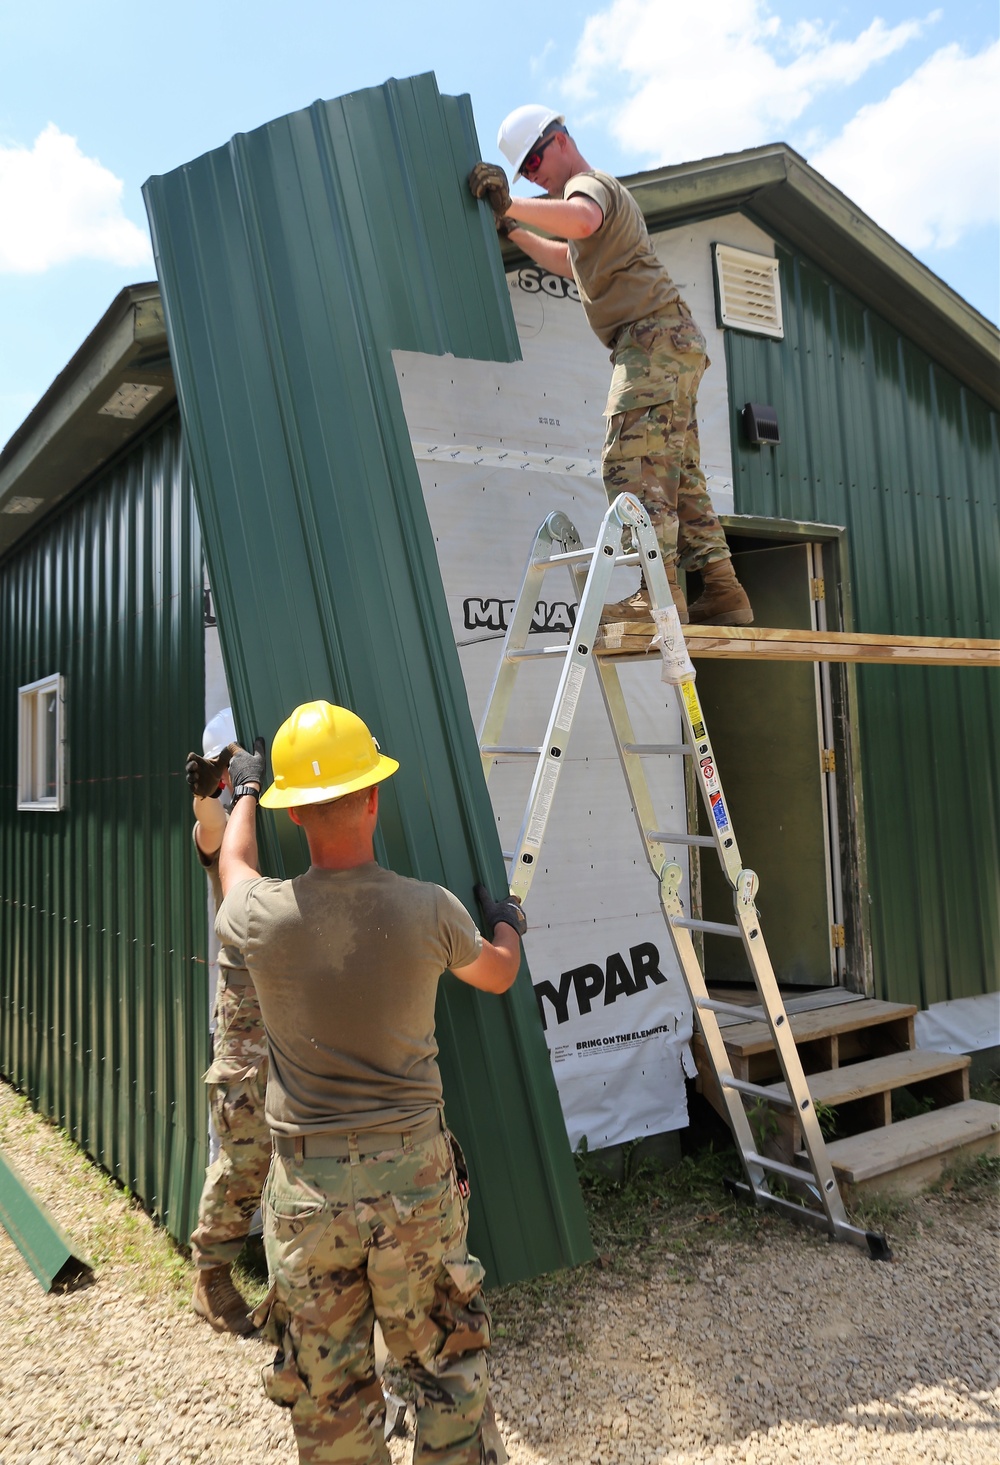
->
<box><xmin>185</xmin><ymin>744</ymin><xmax>234</xmax><ymax>798</ymax></box>
<box><xmin>495</xmin><ymin>215</ymin><xmax>517</xmax><ymax>238</ymax></box>
<box><xmin>467</xmin><ymin>161</ymin><xmax>511</xmax><ymax>220</ymax></box>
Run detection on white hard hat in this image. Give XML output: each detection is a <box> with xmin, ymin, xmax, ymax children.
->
<box><xmin>202</xmin><ymin>707</ymin><xmax>236</xmax><ymax>760</ymax></box>
<box><xmin>498</xmin><ymin>104</ymin><xmax>565</xmax><ymax>178</ymax></box>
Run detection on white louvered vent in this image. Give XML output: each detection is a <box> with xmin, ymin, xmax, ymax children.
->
<box><xmin>713</xmin><ymin>244</ymin><xmax>784</xmax><ymax>339</ymax></box>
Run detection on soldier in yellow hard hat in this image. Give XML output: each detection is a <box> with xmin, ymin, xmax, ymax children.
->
<box><xmin>208</xmin><ymin>701</ymin><xmax>520</xmax><ymax>1464</ymax></box>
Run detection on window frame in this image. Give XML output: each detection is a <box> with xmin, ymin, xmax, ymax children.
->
<box><xmin>17</xmin><ymin>673</ymin><xmax>66</xmax><ymax>812</ymax></box>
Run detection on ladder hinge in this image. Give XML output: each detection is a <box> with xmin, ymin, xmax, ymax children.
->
<box><xmin>821</xmin><ymin>748</ymin><xmax>836</xmax><ymax>773</ymax></box>
<box><xmin>811</xmin><ymin>577</ymin><xmax>825</xmax><ymax>600</ymax></box>
<box><xmin>831</xmin><ymin>924</ymin><xmax>846</xmax><ymax>949</ymax></box>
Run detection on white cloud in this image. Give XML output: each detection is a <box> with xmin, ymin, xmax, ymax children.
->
<box><xmin>812</xmin><ymin>41</ymin><xmax>1000</xmax><ymax>251</ymax></box>
<box><xmin>0</xmin><ymin>124</ymin><xmax>152</xmax><ymax>274</ymax></box>
<box><xmin>561</xmin><ymin>0</ymin><xmax>936</xmax><ymax>164</ymax></box>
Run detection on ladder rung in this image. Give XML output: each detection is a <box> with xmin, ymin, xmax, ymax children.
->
<box><xmin>673</xmin><ymin>917</ymin><xmax>742</xmax><ymax>937</ymax></box>
<box><xmin>536</xmin><ymin>547</ymin><xmax>594</xmax><ymax>567</ymax></box>
<box><xmin>534</xmin><ymin>548</ymin><xmax>642</xmax><ymax>568</ymax></box>
<box><xmin>722</xmin><ymin>1075</ymin><xmax>797</xmax><ymax>1110</ymax></box>
<box><xmin>480</xmin><ymin>745</ymin><xmax>542</xmax><ymax>758</ymax></box>
<box><xmin>748</xmin><ymin>1151</ymin><xmax>820</xmax><ymax>1184</ymax></box>
<box><xmin>505</xmin><ymin>646</ymin><xmax>570</xmax><ymax>661</ymax></box>
<box><xmin>648</xmin><ymin>830</ymin><xmax>716</xmax><ymax>847</ymax></box>
<box><xmin>696</xmin><ymin>997</ymin><xmax>765</xmax><ymax>1022</ymax></box>
<box><xmin>623</xmin><ymin>743</ymin><xmax>695</xmax><ymax>757</ymax></box>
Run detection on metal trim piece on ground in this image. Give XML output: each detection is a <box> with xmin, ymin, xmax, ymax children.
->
<box><xmin>0</xmin><ymin>1149</ymin><xmax>92</xmax><ymax>1292</ymax></box>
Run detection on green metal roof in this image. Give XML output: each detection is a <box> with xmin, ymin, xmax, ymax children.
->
<box><xmin>143</xmin><ymin>72</ymin><xmax>592</xmax><ymax>1286</ymax></box>
<box><xmin>618</xmin><ymin>145</ymin><xmax>999</xmax><ymax>410</ymax></box>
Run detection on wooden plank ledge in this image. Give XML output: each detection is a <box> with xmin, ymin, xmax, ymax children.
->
<box><xmin>596</xmin><ymin>625</ymin><xmax>999</xmax><ymax>665</ymax></box>
<box><xmin>685</xmin><ymin>625</ymin><xmax>999</xmax><ymax>666</ymax></box>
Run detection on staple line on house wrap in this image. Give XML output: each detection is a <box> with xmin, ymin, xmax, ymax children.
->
<box><xmin>410</xmin><ymin>440</ymin><xmax>734</xmax><ymax>497</ymax></box>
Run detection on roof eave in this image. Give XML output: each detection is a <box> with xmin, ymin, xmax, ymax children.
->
<box><xmin>0</xmin><ymin>282</ymin><xmax>176</xmax><ymax>560</ymax></box>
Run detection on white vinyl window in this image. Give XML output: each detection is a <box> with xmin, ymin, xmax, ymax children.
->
<box><xmin>18</xmin><ymin>674</ymin><xmax>66</xmax><ymax>811</ymax></box>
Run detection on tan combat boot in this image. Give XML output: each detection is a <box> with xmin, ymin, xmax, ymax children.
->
<box><xmin>601</xmin><ymin>563</ymin><xmax>689</xmax><ymax>629</ymax></box>
<box><xmin>192</xmin><ymin>1264</ymin><xmax>255</xmax><ymax>1337</ymax></box>
<box><xmin>687</xmin><ymin>559</ymin><xmax>753</xmax><ymax>625</ymax></box>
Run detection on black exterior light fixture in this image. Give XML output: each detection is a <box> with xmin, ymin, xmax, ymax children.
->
<box><xmin>742</xmin><ymin>402</ymin><xmax>781</xmax><ymax>445</ymax></box>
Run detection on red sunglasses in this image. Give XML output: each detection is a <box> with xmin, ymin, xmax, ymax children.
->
<box><xmin>521</xmin><ymin>132</ymin><xmax>560</xmax><ymax>178</ymax></box>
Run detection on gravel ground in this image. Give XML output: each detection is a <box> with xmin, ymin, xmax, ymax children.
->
<box><xmin>1</xmin><ymin>1078</ymin><xmax>998</xmax><ymax>1465</ymax></box>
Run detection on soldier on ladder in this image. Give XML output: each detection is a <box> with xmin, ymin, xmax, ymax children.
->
<box><xmin>468</xmin><ymin>104</ymin><xmax>753</xmax><ymax>635</ymax></box>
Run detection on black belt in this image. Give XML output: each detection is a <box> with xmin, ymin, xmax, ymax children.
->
<box><xmin>272</xmin><ymin>1111</ymin><xmax>442</xmax><ymax>1159</ymax></box>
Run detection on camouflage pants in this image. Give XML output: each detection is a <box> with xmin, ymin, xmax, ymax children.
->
<box><xmin>259</xmin><ymin>1124</ymin><xmax>493</xmax><ymax>1464</ymax></box>
<box><xmin>603</xmin><ymin>312</ymin><xmax>730</xmax><ymax>572</ymax></box>
<box><xmin>189</xmin><ymin>971</ymin><xmax>271</xmax><ymax>1269</ymax></box>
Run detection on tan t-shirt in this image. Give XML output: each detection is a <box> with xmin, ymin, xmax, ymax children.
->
<box><xmin>195</xmin><ymin>832</ymin><xmax>246</xmax><ymax>974</ymax></box>
<box><xmin>216</xmin><ymin>862</ymin><xmax>482</xmax><ymax>1135</ymax></box>
<box><xmin>565</xmin><ymin>171</ymin><xmax>684</xmax><ymax>346</ymax></box>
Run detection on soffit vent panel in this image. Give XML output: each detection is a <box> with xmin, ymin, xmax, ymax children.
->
<box><xmin>98</xmin><ymin>382</ymin><xmax>163</xmax><ymax>419</ymax></box>
<box><xmin>714</xmin><ymin>243</ymin><xmax>784</xmax><ymax>338</ymax></box>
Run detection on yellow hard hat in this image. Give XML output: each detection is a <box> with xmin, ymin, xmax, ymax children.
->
<box><xmin>260</xmin><ymin>701</ymin><xmax>399</xmax><ymax>809</ymax></box>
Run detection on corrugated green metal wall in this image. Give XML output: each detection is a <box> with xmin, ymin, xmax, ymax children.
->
<box><xmin>725</xmin><ymin>239</ymin><xmax>1000</xmax><ymax>1009</ymax></box>
<box><xmin>144</xmin><ymin>73</ymin><xmax>592</xmax><ymax>1285</ymax></box>
<box><xmin>0</xmin><ymin>415</ymin><xmax>208</xmax><ymax>1238</ymax></box>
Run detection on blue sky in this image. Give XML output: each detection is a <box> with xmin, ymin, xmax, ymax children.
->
<box><xmin>1</xmin><ymin>0</ymin><xmax>997</xmax><ymax>451</ymax></box>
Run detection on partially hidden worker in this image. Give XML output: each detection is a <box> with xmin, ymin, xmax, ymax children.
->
<box><xmin>185</xmin><ymin>707</ymin><xmax>270</xmax><ymax>1337</ymax></box>
<box><xmin>468</xmin><ymin>105</ymin><xmax>753</xmax><ymax>634</ymax></box>
<box><xmin>210</xmin><ymin>700</ymin><xmax>520</xmax><ymax>1464</ymax></box>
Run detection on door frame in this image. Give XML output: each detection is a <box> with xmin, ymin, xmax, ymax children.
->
<box><xmin>704</xmin><ymin>513</ymin><xmax>874</xmax><ymax>996</ymax></box>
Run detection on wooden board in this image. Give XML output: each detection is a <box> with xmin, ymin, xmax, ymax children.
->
<box><xmin>686</xmin><ymin>626</ymin><xmax>1000</xmax><ymax>666</ymax></box>
<box><xmin>597</xmin><ymin>625</ymin><xmax>999</xmax><ymax>666</ymax></box>
<box><xmin>763</xmin><ymin>1049</ymin><xmax>970</xmax><ymax>1107</ymax></box>
<box><xmin>717</xmin><ymin>998</ymin><xmax>917</xmax><ymax>1058</ymax></box>
<box><xmin>818</xmin><ymin>1099</ymin><xmax>1000</xmax><ymax>1185</ymax></box>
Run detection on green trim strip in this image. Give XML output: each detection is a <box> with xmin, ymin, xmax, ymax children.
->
<box><xmin>0</xmin><ymin>1149</ymin><xmax>92</xmax><ymax>1292</ymax></box>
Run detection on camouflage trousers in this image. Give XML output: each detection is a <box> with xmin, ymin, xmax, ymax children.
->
<box><xmin>603</xmin><ymin>312</ymin><xmax>730</xmax><ymax>572</ymax></box>
<box><xmin>258</xmin><ymin>1122</ymin><xmax>494</xmax><ymax>1464</ymax></box>
<box><xmin>189</xmin><ymin>969</ymin><xmax>271</xmax><ymax>1270</ymax></box>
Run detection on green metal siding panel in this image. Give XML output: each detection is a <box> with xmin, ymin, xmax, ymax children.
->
<box><xmin>0</xmin><ymin>416</ymin><xmax>208</xmax><ymax>1242</ymax></box>
<box><xmin>726</xmin><ymin>242</ymin><xmax>1000</xmax><ymax>1010</ymax></box>
<box><xmin>143</xmin><ymin>74</ymin><xmax>591</xmax><ymax>1285</ymax></box>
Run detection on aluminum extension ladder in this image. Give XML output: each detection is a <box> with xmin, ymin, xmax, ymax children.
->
<box><xmin>478</xmin><ymin>492</ymin><xmax>890</xmax><ymax>1259</ymax></box>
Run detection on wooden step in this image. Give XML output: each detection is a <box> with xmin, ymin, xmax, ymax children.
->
<box><xmin>719</xmin><ymin>999</ymin><xmax>917</xmax><ymax>1057</ymax></box>
<box><xmin>810</xmin><ymin>1099</ymin><xmax>1000</xmax><ymax>1198</ymax></box>
<box><xmin>763</xmin><ymin>1048</ymin><xmax>971</xmax><ymax>1110</ymax></box>
<box><xmin>693</xmin><ymin>998</ymin><xmax>917</xmax><ymax>1084</ymax></box>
